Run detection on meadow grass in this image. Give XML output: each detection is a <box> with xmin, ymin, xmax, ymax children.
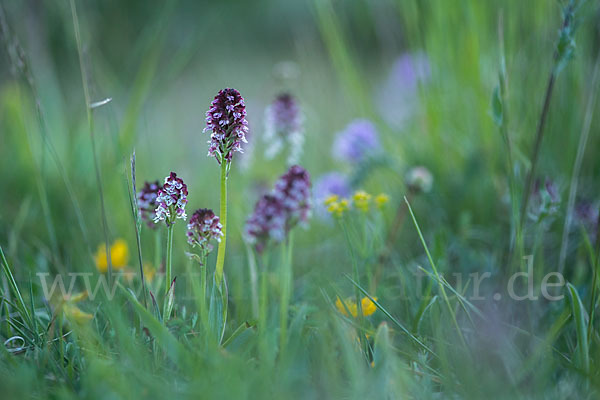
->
<box><xmin>1</xmin><ymin>0</ymin><xmax>600</xmax><ymax>398</ymax></box>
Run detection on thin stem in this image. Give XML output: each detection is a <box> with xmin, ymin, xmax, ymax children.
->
<box><xmin>70</xmin><ymin>0</ymin><xmax>112</xmax><ymax>283</ymax></box>
<box><xmin>279</xmin><ymin>232</ymin><xmax>294</xmax><ymax>354</ymax></box>
<box><xmin>214</xmin><ymin>160</ymin><xmax>228</xmax><ymax>287</ymax></box>
<box><xmin>164</xmin><ymin>224</ymin><xmax>174</xmax><ymax>319</ymax></box>
<box><xmin>587</xmin><ymin>211</ymin><xmax>600</xmax><ymax>344</ymax></box>
<box><xmin>200</xmin><ymin>255</ymin><xmax>208</xmax><ymax>329</ymax></box>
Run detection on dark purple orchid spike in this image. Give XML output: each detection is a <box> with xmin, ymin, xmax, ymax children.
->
<box><xmin>187</xmin><ymin>208</ymin><xmax>223</xmax><ymax>254</ymax></box>
<box><xmin>137</xmin><ymin>180</ymin><xmax>161</xmax><ymax>228</ymax></box>
<box><xmin>204</xmin><ymin>88</ymin><xmax>249</xmax><ymax>164</ymax></box>
<box><xmin>244</xmin><ymin>165</ymin><xmax>312</xmax><ymax>253</ymax></box>
<box><xmin>244</xmin><ymin>194</ymin><xmax>287</xmax><ymax>253</ymax></box>
<box><xmin>154</xmin><ymin>172</ymin><xmax>188</xmax><ymax>226</ymax></box>
<box><xmin>273</xmin><ymin>165</ymin><xmax>312</xmax><ymax>226</ymax></box>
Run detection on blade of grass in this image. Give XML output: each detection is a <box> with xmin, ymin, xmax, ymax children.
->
<box><xmin>566</xmin><ymin>282</ymin><xmax>590</xmax><ymax>375</ymax></box>
<box><xmin>404</xmin><ymin>197</ymin><xmax>467</xmax><ymax>348</ymax></box>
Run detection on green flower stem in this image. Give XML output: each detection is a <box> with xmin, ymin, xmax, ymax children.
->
<box><xmin>279</xmin><ymin>231</ymin><xmax>294</xmax><ymax>354</ymax></box>
<box><xmin>163</xmin><ymin>224</ymin><xmax>174</xmax><ymax>320</ymax></box>
<box><xmin>200</xmin><ymin>254</ymin><xmax>208</xmax><ymax>329</ymax></box>
<box><xmin>215</xmin><ymin>160</ymin><xmax>228</xmax><ymax>287</ymax></box>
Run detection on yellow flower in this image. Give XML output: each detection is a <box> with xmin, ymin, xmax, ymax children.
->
<box><xmin>352</xmin><ymin>190</ymin><xmax>371</xmax><ymax>212</ymax></box>
<box><xmin>324</xmin><ymin>194</ymin><xmax>339</xmax><ymax>206</ymax></box>
<box><xmin>63</xmin><ymin>303</ymin><xmax>93</xmax><ymax>324</ymax></box>
<box><xmin>374</xmin><ymin>193</ymin><xmax>389</xmax><ymax>209</ymax></box>
<box><xmin>94</xmin><ymin>239</ymin><xmax>129</xmax><ymax>273</ymax></box>
<box><xmin>144</xmin><ymin>262</ymin><xmax>156</xmax><ymax>284</ymax></box>
<box><xmin>335</xmin><ymin>296</ymin><xmax>378</xmax><ymax>317</ymax></box>
<box><xmin>60</xmin><ymin>291</ymin><xmax>93</xmax><ymax>324</ymax></box>
<box><xmin>326</xmin><ymin>197</ymin><xmax>350</xmax><ymax>217</ymax></box>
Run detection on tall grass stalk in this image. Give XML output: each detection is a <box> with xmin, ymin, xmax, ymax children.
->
<box><xmin>70</xmin><ymin>0</ymin><xmax>113</xmax><ymax>283</ymax></box>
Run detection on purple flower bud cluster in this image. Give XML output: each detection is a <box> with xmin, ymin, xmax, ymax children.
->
<box><xmin>264</xmin><ymin>93</ymin><xmax>304</xmax><ymax>164</ymax></box>
<box><xmin>245</xmin><ymin>194</ymin><xmax>287</xmax><ymax>253</ymax></box>
<box><xmin>332</xmin><ymin>119</ymin><xmax>381</xmax><ymax>163</ymax></box>
<box><xmin>154</xmin><ymin>172</ymin><xmax>188</xmax><ymax>226</ymax></box>
<box><xmin>245</xmin><ymin>165</ymin><xmax>312</xmax><ymax>252</ymax></box>
<box><xmin>187</xmin><ymin>208</ymin><xmax>223</xmax><ymax>253</ymax></box>
<box><xmin>204</xmin><ymin>88</ymin><xmax>249</xmax><ymax>164</ymax></box>
<box><xmin>137</xmin><ymin>180</ymin><xmax>160</xmax><ymax>228</ymax></box>
<box><xmin>528</xmin><ymin>178</ymin><xmax>560</xmax><ymax>222</ymax></box>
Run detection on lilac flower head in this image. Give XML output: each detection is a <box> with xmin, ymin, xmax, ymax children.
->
<box><xmin>273</xmin><ymin>165</ymin><xmax>312</xmax><ymax>225</ymax></box>
<box><xmin>154</xmin><ymin>172</ymin><xmax>188</xmax><ymax>226</ymax></box>
<box><xmin>264</xmin><ymin>93</ymin><xmax>304</xmax><ymax>164</ymax></box>
<box><xmin>204</xmin><ymin>88</ymin><xmax>249</xmax><ymax>164</ymax></box>
<box><xmin>244</xmin><ymin>194</ymin><xmax>287</xmax><ymax>253</ymax></box>
<box><xmin>187</xmin><ymin>208</ymin><xmax>223</xmax><ymax>254</ymax></box>
<box><xmin>377</xmin><ymin>52</ymin><xmax>430</xmax><ymax>129</ymax></box>
<box><xmin>332</xmin><ymin>119</ymin><xmax>381</xmax><ymax>163</ymax></box>
<box><xmin>137</xmin><ymin>180</ymin><xmax>160</xmax><ymax>228</ymax></box>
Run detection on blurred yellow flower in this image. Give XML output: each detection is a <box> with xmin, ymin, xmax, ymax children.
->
<box><xmin>374</xmin><ymin>193</ymin><xmax>389</xmax><ymax>209</ymax></box>
<box><xmin>63</xmin><ymin>303</ymin><xmax>93</xmax><ymax>324</ymax></box>
<box><xmin>61</xmin><ymin>291</ymin><xmax>93</xmax><ymax>324</ymax></box>
<box><xmin>324</xmin><ymin>194</ymin><xmax>339</xmax><ymax>206</ymax></box>
<box><xmin>335</xmin><ymin>296</ymin><xmax>378</xmax><ymax>317</ymax></box>
<box><xmin>94</xmin><ymin>239</ymin><xmax>129</xmax><ymax>273</ymax></box>
<box><xmin>144</xmin><ymin>262</ymin><xmax>156</xmax><ymax>284</ymax></box>
<box><xmin>352</xmin><ymin>190</ymin><xmax>371</xmax><ymax>212</ymax></box>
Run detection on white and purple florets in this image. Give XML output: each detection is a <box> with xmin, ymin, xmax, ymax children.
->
<box><xmin>244</xmin><ymin>194</ymin><xmax>287</xmax><ymax>253</ymax></box>
<box><xmin>264</xmin><ymin>93</ymin><xmax>304</xmax><ymax>164</ymax></box>
<box><xmin>137</xmin><ymin>180</ymin><xmax>160</xmax><ymax>228</ymax></box>
<box><xmin>154</xmin><ymin>172</ymin><xmax>188</xmax><ymax>226</ymax></box>
<box><xmin>273</xmin><ymin>165</ymin><xmax>312</xmax><ymax>225</ymax></box>
<box><xmin>245</xmin><ymin>165</ymin><xmax>312</xmax><ymax>252</ymax></box>
<box><xmin>332</xmin><ymin>119</ymin><xmax>381</xmax><ymax>163</ymax></box>
<box><xmin>204</xmin><ymin>88</ymin><xmax>249</xmax><ymax>164</ymax></box>
<box><xmin>187</xmin><ymin>208</ymin><xmax>223</xmax><ymax>253</ymax></box>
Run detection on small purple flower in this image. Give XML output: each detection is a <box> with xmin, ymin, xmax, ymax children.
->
<box><xmin>244</xmin><ymin>194</ymin><xmax>287</xmax><ymax>253</ymax></box>
<box><xmin>376</xmin><ymin>52</ymin><xmax>430</xmax><ymax>129</ymax></box>
<box><xmin>273</xmin><ymin>165</ymin><xmax>312</xmax><ymax>226</ymax></box>
<box><xmin>264</xmin><ymin>93</ymin><xmax>304</xmax><ymax>164</ymax></box>
<box><xmin>528</xmin><ymin>178</ymin><xmax>560</xmax><ymax>222</ymax></box>
<box><xmin>154</xmin><ymin>172</ymin><xmax>188</xmax><ymax>226</ymax></box>
<box><xmin>313</xmin><ymin>172</ymin><xmax>351</xmax><ymax>202</ymax></box>
<box><xmin>332</xmin><ymin>119</ymin><xmax>381</xmax><ymax>163</ymax></box>
<box><xmin>187</xmin><ymin>208</ymin><xmax>223</xmax><ymax>254</ymax></box>
<box><xmin>137</xmin><ymin>180</ymin><xmax>160</xmax><ymax>228</ymax></box>
<box><xmin>575</xmin><ymin>201</ymin><xmax>599</xmax><ymax>237</ymax></box>
<box><xmin>204</xmin><ymin>88</ymin><xmax>249</xmax><ymax>164</ymax></box>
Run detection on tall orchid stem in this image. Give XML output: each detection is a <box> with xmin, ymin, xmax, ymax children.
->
<box><xmin>215</xmin><ymin>160</ymin><xmax>228</xmax><ymax>287</ymax></box>
<box><xmin>279</xmin><ymin>232</ymin><xmax>294</xmax><ymax>355</ymax></box>
<box><xmin>164</xmin><ymin>224</ymin><xmax>174</xmax><ymax>318</ymax></box>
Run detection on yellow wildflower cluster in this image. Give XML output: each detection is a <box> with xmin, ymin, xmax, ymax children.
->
<box><xmin>335</xmin><ymin>296</ymin><xmax>378</xmax><ymax>318</ymax></box>
<box><xmin>94</xmin><ymin>239</ymin><xmax>129</xmax><ymax>273</ymax></box>
<box><xmin>325</xmin><ymin>191</ymin><xmax>389</xmax><ymax>217</ymax></box>
<box><xmin>324</xmin><ymin>195</ymin><xmax>350</xmax><ymax>217</ymax></box>
<box><xmin>352</xmin><ymin>190</ymin><xmax>371</xmax><ymax>212</ymax></box>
